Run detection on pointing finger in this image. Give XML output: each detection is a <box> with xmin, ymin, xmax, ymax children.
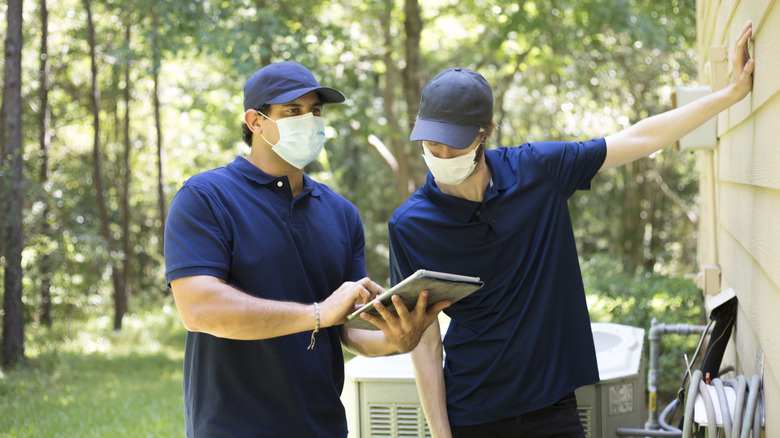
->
<box><xmin>353</xmin><ymin>285</ymin><xmax>370</xmax><ymax>305</ymax></box>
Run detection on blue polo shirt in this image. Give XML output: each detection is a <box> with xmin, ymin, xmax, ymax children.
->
<box><xmin>165</xmin><ymin>156</ymin><xmax>366</xmax><ymax>437</ymax></box>
<box><xmin>389</xmin><ymin>139</ymin><xmax>606</xmax><ymax>426</ymax></box>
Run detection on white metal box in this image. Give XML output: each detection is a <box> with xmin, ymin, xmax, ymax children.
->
<box><xmin>342</xmin><ymin>322</ymin><xmax>645</xmax><ymax>438</ymax></box>
<box><xmin>575</xmin><ymin>323</ymin><xmax>646</xmax><ymax>437</ymax></box>
<box><xmin>673</xmin><ymin>86</ymin><xmax>718</xmax><ymax>151</ymax></box>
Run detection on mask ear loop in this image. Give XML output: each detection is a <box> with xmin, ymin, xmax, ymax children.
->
<box><xmin>255</xmin><ymin>110</ymin><xmax>278</xmax><ymax>147</ymax></box>
<box><xmin>256</xmin><ymin>110</ymin><xmax>276</xmax><ymax>122</ymax></box>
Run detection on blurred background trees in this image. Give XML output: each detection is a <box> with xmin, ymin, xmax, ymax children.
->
<box><xmin>1</xmin><ymin>0</ymin><xmax>702</xmax><ymax>368</ymax></box>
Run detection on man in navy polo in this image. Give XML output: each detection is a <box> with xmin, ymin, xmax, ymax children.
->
<box><xmin>164</xmin><ymin>62</ymin><xmax>449</xmax><ymax>437</ymax></box>
<box><xmin>391</xmin><ymin>22</ymin><xmax>755</xmax><ymax>438</ymax></box>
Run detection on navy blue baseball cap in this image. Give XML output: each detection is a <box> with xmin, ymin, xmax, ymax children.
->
<box><xmin>410</xmin><ymin>67</ymin><xmax>493</xmax><ymax>149</ymax></box>
<box><xmin>243</xmin><ymin>61</ymin><xmax>345</xmax><ymax>111</ymax></box>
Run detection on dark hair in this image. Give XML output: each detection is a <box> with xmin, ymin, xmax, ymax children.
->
<box><xmin>241</xmin><ymin>104</ymin><xmax>271</xmax><ymax>147</ymax></box>
<box><xmin>474</xmin><ymin>142</ymin><xmax>486</xmax><ymax>164</ymax></box>
<box><xmin>480</xmin><ymin>120</ymin><xmax>497</xmax><ymax>137</ymax></box>
<box><xmin>474</xmin><ymin>120</ymin><xmax>496</xmax><ymax>163</ymax></box>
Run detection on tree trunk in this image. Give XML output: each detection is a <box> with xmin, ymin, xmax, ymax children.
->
<box><xmin>402</xmin><ymin>0</ymin><xmax>422</xmax><ymax>133</ymax></box>
<box><xmin>38</xmin><ymin>0</ymin><xmax>53</xmax><ymax>327</ymax></box>
<box><xmin>116</xmin><ymin>21</ymin><xmax>132</xmax><ymax>330</ymax></box>
<box><xmin>620</xmin><ymin>161</ymin><xmax>644</xmax><ymax>276</ymax></box>
<box><xmin>1</xmin><ymin>0</ymin><xmax>26</xmax><ymax>369</ymax></box>
<box><xmin>151</xmin><ymin>11</ymin><xmax>167</xmax><ymax>253</ymax></box>
<box><xmin>84</xmin><ymin>0</ymin><xmax>125</xmax><ymax>329</ymax></box>
<box><xmin>378</xmin><ymin>6</ymin><xmax>412</xmax><ymax>202</ymax></box>
<box><xmin>644</xmin><ymin>177</ymin><xmax>663</xmax><ymax>274</ymax></box>
<box><xmin>254</xmin><ymin>0</ymin><xmax>273</xmax><ymax>67</ymax></box>
<box><xmin>402</xmin><ymin>0</ymin><xmax>425</xmax><ymax>189</ymax></box>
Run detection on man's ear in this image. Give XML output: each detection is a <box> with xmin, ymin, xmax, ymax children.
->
<box><xmin>244</xmin><ymin>110</ymin><xmax>263</xmax><ymax>133</ymax></box>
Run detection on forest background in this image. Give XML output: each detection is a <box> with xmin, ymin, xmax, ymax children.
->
<box><xmin>1</xmin><ymin>0</ymin><xmax>707</xmax><ymax>433</ymax></box>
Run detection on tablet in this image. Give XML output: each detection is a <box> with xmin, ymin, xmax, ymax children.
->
<box><xmin>343</xmin><ymin>269</ymin><xmax>483</xmax><ymax>330</ymax></box>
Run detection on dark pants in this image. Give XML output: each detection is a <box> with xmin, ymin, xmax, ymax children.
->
<box><xmin>450</xmin><ymin>392</ymin><xmax>586</xmax><ymax>438</ymax></box>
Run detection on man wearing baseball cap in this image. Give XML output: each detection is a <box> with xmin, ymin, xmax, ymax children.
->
<box><xmin>391</xmin><ymin>22</ymin><xmax>755</xmax><ymax>438</ymax></box>
<box><xmin>164</xmin><ymin>61</ymin><xmax>448</xmax><ymax>437</ymax></box>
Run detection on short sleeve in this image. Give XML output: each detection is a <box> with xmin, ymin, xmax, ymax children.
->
<box><xmin>164</xmin><ymin>185</ymin><xmax>233</xmax><ymax>285</ymax></box>
<box><xmin>526</xmin><ymin>138</ymin><xmax>606</xmax><ymax>197</ymax></box>
<box><xmin>388</xmin><ymin>220</ymin><xmax>414</xmax><ymax>287</ymax></box>
<box><xmin>349</xmin><ymin>207</ymin><xmax>368</xmax><ymax>281</ymax></box>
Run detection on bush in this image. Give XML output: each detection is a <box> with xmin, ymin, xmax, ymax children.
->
<box><xmin>582</xmin><ymin>254</ymin><xmax>706</xmax><ymax>402</ymax></box>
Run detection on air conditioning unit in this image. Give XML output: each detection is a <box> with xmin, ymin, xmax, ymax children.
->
<box><xmin>342</xmin><ymin>352</ymin><xmax>431</xmax><ymax>437</ymax></box>
<box><xmin>575</xmin><ymin>323</ymin><xmax>646</xmax><ymax>438</ymax></box>
<box><xmin>342</xmin><ymin>322</ymin><xmax>645</xmax><ymax>438</ymax></box>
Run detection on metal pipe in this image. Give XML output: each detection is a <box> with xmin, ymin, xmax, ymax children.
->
<box><xmin>615</xmin><ymin>399</ymin><xmax>685</xmax><ymax>438</ymax></box>
<box><xmin>645</xmin><ymin>319</ymin><xmax>711</xmax><ymax>430</ymax></box>
<box><xmin>615</xmin><ymin>427</ymin><xmax>682</xmax><ymax>437</ymax></box>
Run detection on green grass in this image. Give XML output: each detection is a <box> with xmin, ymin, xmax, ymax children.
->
<box><xmin>0</xmin><ymin>299</ymin><xmax>187</xmax><ymax>437</ymax></box>
<box><xmin>2</xmin><ymin>268</ymin><xmax>701</xmax><ymax>436</ymax></box>
<box><xmin>0</xmin><ymin>298</ymin><xmax>362</xmax><ymax>437</ymax></box>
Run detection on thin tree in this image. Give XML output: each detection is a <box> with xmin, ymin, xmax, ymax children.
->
<box><xmin>402</xmin><ymin>0</ymin><xmax>425</xmax><ymax>190</ymax></box>
<box><xmin>151</xmin><ymin>11</ymin><xmax>167</xmax><ymax>252</ymax></box>
<box><xmin>1</xmin><ymin>0</ymin><xmax>25</xmax><ymax>369</ymax></box>
<box><xmin>402</xmin><ymin>0</ymin><xmax>422</xmax><ymax>133</ymax></box>
<box><xmin>38</xmin><ymin>0</ymin><xmax>53</xmax><ymax>326</ymax></box>
<box><xmin>378</xmin><ymin>4</ymin><xmax>413</xmax><ymax>202</ymax></box>
<box><xmin>83</xmin><ymin>0</ymin><xmax>126</xmax><ymax>329</ymax></box>
<box><xmin>254</xmin><ymin>0</ymin><xmax>273</xmax><ymax>67</ymax></box>
<box><xmin>118</xmin><ymin>18</ymin><xmax>132</xmax><ymax>327</ymax></box>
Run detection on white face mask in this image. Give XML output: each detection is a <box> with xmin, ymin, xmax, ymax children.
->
<box><xmin>421</xmin><ymin>143</ymin><xmax>479</xmax><ymax>186</ymax></box>
<box><xmin>259</xmin><ymin>111</ymin><xmax>326</xmax><ymax>169</ymax></box>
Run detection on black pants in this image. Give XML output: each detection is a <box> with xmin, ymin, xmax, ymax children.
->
<box><xmin>450</xmin><ymin>392</ymin><xmax>586</xmax><ymax>438</ymax></box>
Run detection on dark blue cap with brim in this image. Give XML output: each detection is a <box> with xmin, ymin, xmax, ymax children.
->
<box><xmin>410</xmin><ymin>67</ymin><xmax>493</xmax><ymax>149</ymax></box>
<box><xmin>243</xmin><ymin>62</ymin><xmax>345</xmax><ymax>111</ymax></box>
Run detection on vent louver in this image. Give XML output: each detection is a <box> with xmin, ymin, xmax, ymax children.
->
<box><xmin>578</xmin><ymin>405</ymin><xmax>593</xmax><ymax>438</ymax></box>
<box><xmin>368</xmin><ymin>404</ymin><xmax>431</xmax><ymax>437</ymax></box>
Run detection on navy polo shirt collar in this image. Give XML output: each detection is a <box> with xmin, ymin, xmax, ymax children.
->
<box><xmin>422</xmin><ymin>150</ymin><xmax>517</xmax><ymax>222</ymax></box>
<box><xmin>229</xmin><ymin>156</ymin><xmax>322</xmax><ymax>197</ymax></box>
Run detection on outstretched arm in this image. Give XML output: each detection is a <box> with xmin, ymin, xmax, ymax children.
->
<box><xmin>601</xmin><ymin>21</ymin><xmax>755</xmax><ymax>171</ymax></box>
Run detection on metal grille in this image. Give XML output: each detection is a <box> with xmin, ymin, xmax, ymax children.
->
<box><xmin>368</xmin><ymin>404</ymin><xmax>431</xmax><ymax>437</ymax></box>
<box><xmin>578</xmin><ymin>405</ymin><xmax>593</xmax><ymax>438</ymax></box>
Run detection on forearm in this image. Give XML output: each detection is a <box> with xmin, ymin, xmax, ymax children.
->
<box><xmin>411</xmin><ymin>324</ymin><xmax>451</xmax><ymax>438</ymax></box>
<box><xmin>171</xmin><ymin>275</ymin><xmax>318</xmax><ymax>340</ymax></box>
<box><xmin>602</xmin><ymin>83</ymin><xmax>745</xmax><ymax>170</ymax></box>
<box><xmin>603</xmin><ymin>21</ymin><xmax>754</xmax><ymax>171</ymax></box>
<box><xmin>340</xmin><ymin>327</ymin><xmax>404</xmax><ymax>357</ymax></box>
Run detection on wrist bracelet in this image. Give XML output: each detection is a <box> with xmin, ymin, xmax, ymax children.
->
<box><xmin>307</xmin><ymin>302</ymin><xmax>320</xmax><ymax>350</ymax></box>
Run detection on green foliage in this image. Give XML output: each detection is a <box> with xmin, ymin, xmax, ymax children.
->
<box><xmin>584</xmin><ymin>254</ymin><xmax>704</xmax><ymax>326</ymax></box>
<box><xmin>0</xmin><ymin>300</ymin><xmax>186</xmax><ymax>437</ymax></box>
<box><xmin>3</xmin><ymin>0</ymin><xmax>704</xmax><ymax>380</ymax></box>
<box><xmin>583</xmin><ymin>254</ymin><xmax>705</xmax><ymax>400</ymax></box>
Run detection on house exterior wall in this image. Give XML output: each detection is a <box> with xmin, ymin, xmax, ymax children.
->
<box><xmin>696</xmin><ymin>0</ymin><xmax>779</xmax><ymax>435</ymax></box>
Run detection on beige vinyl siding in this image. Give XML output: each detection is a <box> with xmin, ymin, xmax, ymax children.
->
<box><xmin>697</xmin><ymin>0</ymin><xmax>780</xmax><ymax>435</ymax></box>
